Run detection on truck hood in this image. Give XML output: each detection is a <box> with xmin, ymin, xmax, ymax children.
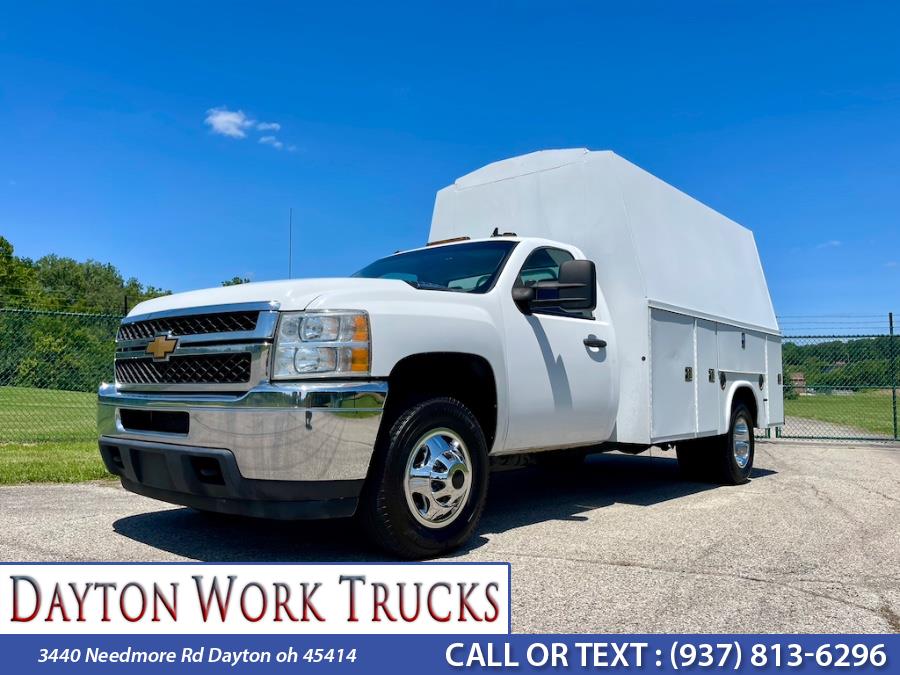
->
<box><xmin>127</xmin><ymin>278</ymin><xmax>412</xmax><ymax>317</ymax></box>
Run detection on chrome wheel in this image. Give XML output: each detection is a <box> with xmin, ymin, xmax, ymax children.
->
<box><xmin>732</xmin><ymin>415</ymin><xmax>751</xmax><ymax>469</ymax></box>
<box><xmin>403</xmin><ymin>428</ymin><xmax>472</xmax><ymax>529</ymax></box>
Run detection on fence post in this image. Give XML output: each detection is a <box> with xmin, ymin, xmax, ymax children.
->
<box><xmin>891</xmin><ymin>312</ymin><xmax>897</xmax><ymax>441</ymax></box>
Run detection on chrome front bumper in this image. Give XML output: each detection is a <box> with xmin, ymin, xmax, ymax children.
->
<box><xmin>97</xmin><ymin>380</ymin><xmax>387</xmax><ymax>482</ymax></box>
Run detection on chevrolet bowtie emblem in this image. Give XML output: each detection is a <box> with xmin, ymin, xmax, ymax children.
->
<box><xmin>146</xmin><ymin>334</ymin><xmax>178</xmax><ymax>361</ymax></box>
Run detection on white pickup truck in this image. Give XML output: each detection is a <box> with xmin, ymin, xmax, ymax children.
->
<box><xmin>98</xmin><ymin>149</ymin><xmax>783</xmax><ymax>558</ymax></box>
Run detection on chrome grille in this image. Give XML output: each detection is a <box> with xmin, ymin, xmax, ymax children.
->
<box><xmin>118</xmin><ymin>311</ymin><xmax>259</xmax><ymax>341</ymax></box>
<box><xmin>114</xmin><ymin>303</ymin><xmax>277</xmax><ymax>391</ymax></box>
<box><xmin>116</xmin><ymin>353</ymin><xmax>252</xmax><ymax>385</ymax></box>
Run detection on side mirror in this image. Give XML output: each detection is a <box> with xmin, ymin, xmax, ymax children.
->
<box><xmin>512</xmin><ymin>260</ymin><xmax>597</xmax><ymax>315</ymax></box>
<box><xmin>556</xmin><ymin>259</ymin><xmax>597</xmax><ymax>311</ymax></box>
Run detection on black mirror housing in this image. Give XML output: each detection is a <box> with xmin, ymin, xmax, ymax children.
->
<box><xmin>512</xmin><ymin>286</ymin><xmax>535</xmax><ymax>314</ymax></box>
<box><xmin>557</xmin><ymin>259</ymin><xmax>597</xmax><ymax>311</ymax></box>
<box><xmin>512</xmin><ymin>259</ymin><xmax>597</xmax><ymax>315</ymax></box>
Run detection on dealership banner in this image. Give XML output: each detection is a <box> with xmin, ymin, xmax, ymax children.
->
<box><xmin>0</xmin><ymin>634</ymin><xmax>894</xmax><ymax>672</ymax></box>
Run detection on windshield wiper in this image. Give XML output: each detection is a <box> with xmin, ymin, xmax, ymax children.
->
<box><xmin>402</xmin><ymin>280</ymin><xmax>463</xmax><ymax>292</ymax></box>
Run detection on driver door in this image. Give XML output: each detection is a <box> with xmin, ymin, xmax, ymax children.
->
<box><xmin>501</xmin><ymin>247</ymin><xmax>617</xmax><ymax>451</ymax></box>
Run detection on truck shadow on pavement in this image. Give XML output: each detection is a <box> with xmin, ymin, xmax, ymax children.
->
<box><xmin>112</xmin><ymin>452</ymin><xmax>776</xmax><ymax>562</ymax></box>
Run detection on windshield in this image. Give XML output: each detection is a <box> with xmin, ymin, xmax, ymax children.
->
<box><xmin>353</xmin><ymin>240</ymin><xmax>517</xmax><ymax>293</ymax></box>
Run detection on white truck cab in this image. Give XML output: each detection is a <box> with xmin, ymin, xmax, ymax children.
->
<box><xmin>98</xmin><ymin>149</ymin><xmax>782</xmax><ymax>558</ymax></box>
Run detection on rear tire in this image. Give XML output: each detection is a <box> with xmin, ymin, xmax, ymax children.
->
<box><xmin>676</xmin><ymin>403</ymin><xmax>755</xmax><ymax>484</ymax></box>
<box><xmin>716</xmin><ymin>402</ymin><xmax>755</xmax><ymax>484</ymax></box>
<box><xmin>359</xmin><ymin>397</ymin><xmax>488</xmax><ymax>559</ymax></box>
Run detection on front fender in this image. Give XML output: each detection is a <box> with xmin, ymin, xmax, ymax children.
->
<box><xmin>306</xmin><ymin>290</ymin><xmax>510</xmax><ymax>450</ymax></box>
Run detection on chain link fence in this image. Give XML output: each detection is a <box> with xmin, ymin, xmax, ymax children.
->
<box><xmin>0</xmin><ymin>308</ymin><xmax>121</xmax><ymax>444</ymax></box>
<box><xmin>1</xmin><ymin>307</ymin><xmax>898</xmax><ymax>446</ymax></box>
<box><xmin>777</xmin><ymin>313</ymin><xmax>898</xmax><ymax>442</ymax></box>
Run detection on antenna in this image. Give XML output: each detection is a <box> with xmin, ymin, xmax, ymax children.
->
<box><xmin>288</xmin><ymin>207</ymin><xmax>293</xmax><ymax>278</ymax></box>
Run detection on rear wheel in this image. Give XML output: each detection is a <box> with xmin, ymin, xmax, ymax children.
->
<box><xmin>359</xmin><ymin>397</ymin><xmax>488</xmax><ymax>559</ymax></box>
<box><xmin>717</xmin><ymin>403</ymin><xmax>755</xmax><ymax>484</ymax></box>
<box><xmin>676</xmin><ymin>402</ymin><xmax>755</xmax><ymax>484</ymax></box>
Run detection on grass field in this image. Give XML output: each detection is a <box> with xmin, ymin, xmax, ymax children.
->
<box><xmin>784</xmin><ymin>389</ymin><xmax>897</xmax><ymax>438</ymax></box>
<box><xmin>0</xmin><ymin>386</ymin><xmax>110</xmax><ymax>484</ymax></box>
<box><xmin>0</xmin><ymin>440</ymin><xmax>110</xmax><ymax>484</ymax></box>
<box><xmin>0</xmin><ymin>386</ymin><xmax>97</xmax><ymax>442</ymax></box>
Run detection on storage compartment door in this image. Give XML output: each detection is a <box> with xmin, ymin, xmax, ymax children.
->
<box><xmin>766</xmin><ymin>336</ymin><xmax>784</xmax><ymax>425</ymax></box>
<box><xmin>650</xmin><ymin>309</ymin><xmax>696</xmax><ymax>440</ymax></box>
<box><xmin>696</xmin><ymin>319</ymin><xmax>720</xmax><ymax>434</ymax></box>
<box><xmin>717</xmin><ymin>324</ymin><xmax>766</xmax><ymax>373</ymax></box>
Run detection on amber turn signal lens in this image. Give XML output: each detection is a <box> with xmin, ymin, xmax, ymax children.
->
<box><xmin>350</xmin><ymin>347</ymin><xmax>369</xmax><ymax>372</ymax></box>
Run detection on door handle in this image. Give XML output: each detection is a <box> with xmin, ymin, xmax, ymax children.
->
<box><xmin>583</xmin><ymin>337</ymin><xmax>607</xmax><ymax>348</ymax></box>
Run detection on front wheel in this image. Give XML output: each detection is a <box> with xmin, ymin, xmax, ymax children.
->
<box><xmin>359</xmin><ymin>397</ymin><xmax>488</xmax><ymax>559</ymax></box>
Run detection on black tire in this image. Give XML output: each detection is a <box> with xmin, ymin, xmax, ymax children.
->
<box><xmin>359</xmin><ymin>397</ymin><xmax>488</xmax><ymax>559</ymax></box>
<box><xmin>677</xmin><ymin>403</ymin><xmax>755</xmax><ymax>484</ymax></box>
<box><xmin>714</xmin><ymin>402</ymin><xmax>755</xmax><ymax>484</ymax></box>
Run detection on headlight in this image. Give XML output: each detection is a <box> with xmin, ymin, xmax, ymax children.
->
<box><xmin>272</xmin><ymin>311</ymin><xmax>370</xmax><ymax>379</ymax></box>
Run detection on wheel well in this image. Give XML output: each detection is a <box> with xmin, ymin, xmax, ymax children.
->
<box><xmin>382</xmin><ymin>353</ymin><xmax>498</xmax><ymax>450</ymax></box>
<box><xmin>731</xmin><ymin>386</ymin><xmax>759</xmax><ymax>427</ymax></box>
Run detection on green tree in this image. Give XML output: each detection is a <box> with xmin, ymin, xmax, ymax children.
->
<box><xmin>221</xmin><ymin>276</ymin><xmax>251</xmax><ymax>286</ymax></box>
<box><xmin>0</xmin><ymin>237</ymin><xmax>171</xmax><ymax>313</ymax></box>
<box><xmin>0</xmin><ymin>236</ymin><xmax>41</xmax><ymax>307</ymax></box>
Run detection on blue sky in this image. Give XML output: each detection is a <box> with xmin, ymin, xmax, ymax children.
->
<box><xmin>1</xmin><ymin>1</ymin><xmax>898</xmax><ymax>320</ymax></box>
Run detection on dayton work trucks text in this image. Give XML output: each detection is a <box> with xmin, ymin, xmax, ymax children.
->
<box><xmin>99</xmin><ymin>149</ymin><xmax>783</xmax><ymax>557</ymax></box>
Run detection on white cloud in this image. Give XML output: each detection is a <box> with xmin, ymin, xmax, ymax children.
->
<box><xmin>204</xmin><ymin>107</ymin><xmax>255</xmax><ymax>138</ymax></box>
<box><xmin>815</xmin><ymin>239</ymin><xmax>842</xmax><ymax>249</ymax></box>
<box><xmin>259</xmin><ymin>135</ymin><xmax>284</xmax><ymax>150</ymax></box>
<box><xmin>205</xmin><ymin>107</ymin><xmax>293</xmax><ymax>151</ymax></box>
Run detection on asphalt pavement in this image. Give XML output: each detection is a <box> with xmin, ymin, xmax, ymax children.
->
<box><xmin>1</xmin><ymin>441</ymin><xmax>898</xmax><ymax>633</ymax></box>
